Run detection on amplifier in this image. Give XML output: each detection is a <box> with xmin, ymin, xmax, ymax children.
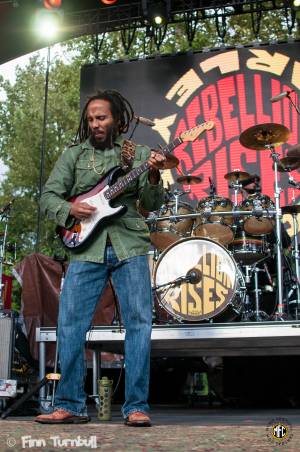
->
<box><xmin>0</xmin><ymin>313</ymin><xmax>15</xmax><ymax>380</ymax></box>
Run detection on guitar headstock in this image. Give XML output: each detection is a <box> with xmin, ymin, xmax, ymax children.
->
<box><xmin>180</xmin><ymin>121</ymin><xmax>215</xmax><ymax>142</ymax></box>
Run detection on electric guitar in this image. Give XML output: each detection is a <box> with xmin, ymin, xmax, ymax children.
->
<box><xmin>57</xmin><ymin>120</ymin><xmax>215</xmax><ymax>249</ymax></box>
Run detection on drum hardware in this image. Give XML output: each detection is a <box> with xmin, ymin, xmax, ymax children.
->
<box><xmin>288</xmin><ymin>176</ymin><xmax>300</xmax><ymax>190</ymax></box>
<box><xmin>225</xmin><ymin>169</ymin><xmax>251</xmax><ymax>206</ymax></box>
<box><xmin>240</xmin><ymin>123</ymin><xmax>291</xmax><ymax>320</ymax></box>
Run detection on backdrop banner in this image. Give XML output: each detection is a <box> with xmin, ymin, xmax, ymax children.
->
<box><xmin>81</xmin><ymin>42</ymin><xmax>300</xmax><ymax>219</ymax></box>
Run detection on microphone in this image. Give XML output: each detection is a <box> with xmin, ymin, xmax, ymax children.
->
<box><xmin>270</xmin><ymin>90</ymin><xmax>294</xmax><ymax>103</ymax></box>
<box><xmin>288</xmin><ymin>176</ymin><xmax>300</xmax><ymax>189</ymax></box>
<box><xmin>173</xmin><ymin>268</ymin><xmax>202</xmax><ymax>285</ymax></box>
<box><xmin>134</xmin><ymin>115</ymin><xmax>155</xmax><ymax>127</ymax></box>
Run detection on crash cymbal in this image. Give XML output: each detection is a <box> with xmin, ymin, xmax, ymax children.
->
<box><xmin>239</xmin><ymin>123</ymin><xmax>291</xmax><ymax>150</ymax></box>
<box><xmin>282</xmin><ymin>204</ymin><xmax>300</xmax><ymax>215</ymax></box>
<box><xmin>161</xmin><ymin>153</ymin><xmax>179</xmax><ymax>169</ymax></box>
<box><xmin>224</xmin><ymin>170</ymin><xmax>251</xmax><ymax>182</ymax></box>
<box><xmin>275</xmin><ymin>156</ymin><xmax>300</xmax><ymax>172</ymax></box>
<box><xmin>287</xmin><ymin>144</ymin><xmax>300</xmax><ymax>158</ymax></box>
<box><xmin>176</xmin><ymin>175</ymin><xmax>202</xmax><ymax>184</ymax></box>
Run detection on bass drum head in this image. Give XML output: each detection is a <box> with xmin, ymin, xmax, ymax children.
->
<box><xmin>153</xmin><ymin>237</ymin><xmax>244</xmax><ymax>322</ymax></box>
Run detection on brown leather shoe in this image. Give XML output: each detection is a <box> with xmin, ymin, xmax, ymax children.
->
<box><xmin>125</xmin><ymin>411</ymin><xmax>151</xmax><ymax>427</ymax></box>
<box><xmin>35</xmin><ymin>409</ymin><xmax>90</xmax><ymax>424</ymax></box>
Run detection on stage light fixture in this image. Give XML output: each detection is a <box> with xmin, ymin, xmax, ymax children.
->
<box><xmin>148</xmin><ymin>1</ymin><xmax>169</xmax><ymax>27</ymax></box>
<box><xmin>43</xmin><ymin>0</ymin><xmax>62</xmax><ymax>9</ymax></box>
<box><xmin>294</xmin><ymin>0</ymin><xmax>300</xmax><ymax>7</ymax></box>
<box><xmin>34</xmin><ymin>8</ymin><xmax>62</xmax><ymax>39</ymax></box>
<box><xmin>100</xmin><ymin>0</ymin><xmax>118</xmax><ymax>4</ymax></box>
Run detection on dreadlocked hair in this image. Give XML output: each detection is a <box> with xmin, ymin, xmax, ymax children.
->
<box><xmin>75</xmin><ymin>90</ymin><xmax>134</xmax><ymax>143</ymax></box>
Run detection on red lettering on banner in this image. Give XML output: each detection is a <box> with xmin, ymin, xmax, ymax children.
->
<box><xmin>200</xmin><ymin>85</ymin><xmax>223</xmax><ymax>153</ymax></box>
<box><xmin>217</xmin><ymin>76</ymin><xmax>240</xmax><ymax>141</ymax></box>
<box><xmin>185</xmin><ymin>95</ymin><xmax>202</xmax><ymax>129</ymax></box>
<box><xmin>214</xmin><ymin>146</ymin><xmax>229</xmax><ymax>198</ymax></box>
<box><xmin>254</xmin><ymin>74</ymin><xmax>271</xmax><ymax>124</ymax></box>
<box><xmin>236</xmin><ymin>74</ymin><xmax>255</xmax><ymax>132</ymax></box>
<box><xmin>271</xmin><ymin>79</ymin><xmax>282</xmax><ymax>125</ymax></box>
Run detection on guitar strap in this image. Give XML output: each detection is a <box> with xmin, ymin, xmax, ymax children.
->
<box><xmin>121</xmin><ymin>139</ymin><xmax>136</xmax><ymax>172</ymax></box>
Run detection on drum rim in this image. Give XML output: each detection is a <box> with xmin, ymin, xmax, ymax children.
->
<box><xmin>153</xmin><ymin>236</ymin><xmax>240</xmax><ymax>322</ymax></box>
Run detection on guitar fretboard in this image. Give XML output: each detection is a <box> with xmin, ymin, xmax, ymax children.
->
<box><xmin>104</xmin><ymin>137</ymin><xmax>182</xmax><ymax>200</ymax></box>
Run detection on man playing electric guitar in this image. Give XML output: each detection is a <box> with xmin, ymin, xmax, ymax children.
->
<box><xmin>35</xmin><ymin>90</ymin><xmax>166</xmax><ymax>427</ymax></box>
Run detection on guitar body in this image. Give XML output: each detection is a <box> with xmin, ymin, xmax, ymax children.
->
<box><xmin>57</xmin><ymin>166</ymin><xmax>127</xmax><ymax>249</ymax></box>
<box><xmin>56</xmin><ymin>121</ymin><xmax>215</xmax><ymax>250</ymax></box>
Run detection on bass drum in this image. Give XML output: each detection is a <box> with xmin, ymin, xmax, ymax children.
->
<box><xmin>153</xmin><ymin>237</ymin><xmax>245</xmax><ymax>322</ymax></box>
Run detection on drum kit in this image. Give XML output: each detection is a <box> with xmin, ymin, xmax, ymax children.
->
<box><xmin>146</xmin><ymin>123</ymin><xmax>300</xmax><ymax>324</ymax></box>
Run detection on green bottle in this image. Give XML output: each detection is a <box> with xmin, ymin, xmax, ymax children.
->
<box><xmin>98</xmin><ymin>376</ymin><xmax>113</xmax><ymax>420</ymax></box>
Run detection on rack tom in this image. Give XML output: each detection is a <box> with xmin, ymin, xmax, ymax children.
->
<box><xmin>150</xmin><ymin>201</ymin><xmax>194</xmax><ymax>251</ymax></box>
<box><xmin>193</xmin><ymin>196</ymin><xmax>234</xmax><ymax>245</ymax></box>
<box><xmin>239</xmin><ymin>193</ymin><xmax>275</xmax><ymax>235</ymax></box>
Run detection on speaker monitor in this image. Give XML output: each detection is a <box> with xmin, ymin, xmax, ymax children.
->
<box><xmin>0</xmin><ymin>314</ymin><xmax>15</xmax><ymax>380</ymax></box>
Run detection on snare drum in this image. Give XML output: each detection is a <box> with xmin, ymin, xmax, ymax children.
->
<box><xmin>153</xmin><ymin>237</ymin><xmax>245</xmax><ymax>322</ymax></box>
<box><xmin>150</xmin><ymin>201</ymin><xmax>194</xmax><ymax>251</ymax></box>
<box><xmin>228</xmin><ymin>230</ymin><xmax>271</xmax><ymax>264</ymax></box>
<box><xmin>239</xmin><ymin>194</ymin><xmax>275</xmax><ymax>235</ymax></box>
<box><xmin>193</xmin><ymin>196</ymin><xmax>234</xmax><ymax>245</ymax></box>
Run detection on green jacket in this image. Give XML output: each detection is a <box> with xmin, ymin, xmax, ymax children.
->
<box><xmin>41</xmin><ymin>136</ymin><xmax>165</xmax><ymax>262</ymax></box>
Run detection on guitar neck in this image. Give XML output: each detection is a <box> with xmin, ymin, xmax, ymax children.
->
<box><xmin>105</xmin><ymin>137</ymin><xmax>182</xmax><ymax>200</ymax></box>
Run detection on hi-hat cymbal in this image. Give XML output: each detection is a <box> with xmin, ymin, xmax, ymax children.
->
<box><xmin>239</xmin><ymin>123</ymin><xmax>291</xmax><ymax>150</ymax></box>
<box><xmin>176</xmin><ymin>175</ymin><xmax>202</xmax><ymax>184</ymax></box>
<box><xmin>287</xmin><ymin>144</ymin><xmax>300</xmax><ymax>158</ymax></box>
<box><xmin>275</xmin><ymin>156</ymin><xmax>300</xmax><ymax>172</ymax></box>
<box><xmin>224</xmin><ymin>170</ymin><xmax>251</xmax><ymax>182</ymax></box>
<box><xmin>282</xmin><ymin>204</ymin><xmax>300</xmax><ymax>215</ymax></box>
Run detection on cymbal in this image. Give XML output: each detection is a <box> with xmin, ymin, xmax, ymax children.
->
<box><xmin>239</xmin><ymin>123</ymin><xmax>291</xmax><ymax>150</ymax></box>
<box><xmin>282</xmin><ymin>204</ymin><xmax>300</xmax><ymax>215</ymax></box>
<box><xmin>176</xmin><ymin>175</ymin><xmax>202</xmax><ymax>185</ymax></box>
<box><xmin>224</xmin><ymin>170</ymin><xmax>251</xmax><ymax>182</ymax></box>
<box><xmin>287</xmin><ymin>144</ymin><xmax>300</xmax><ymax>158</ymax></box>
<box><xmin>161</xmin><ymin>153</ymin><xmax>179</xmax><ymax>169</ymax></box>
<box><xmin>275</xmin><ymin>156</ymin><xmax>300</xmax><ymax>172</ymax></box>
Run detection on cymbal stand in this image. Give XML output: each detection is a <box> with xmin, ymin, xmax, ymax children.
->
<box><xmin>172</xmin><ymin>188</ymin><xmax>191</xmax><ymax>215</ymax></box>
<box><xmin>290</xmin><ymin>213</ymin><xmax>300</xmax><ymax>318</ymax></box>
<box><xmin>229</xmin><ymin>179</ymin><xmax>242</xmax><ymax>207</ymax></box>
<box><xmin>268</xmin><ymin>145</ymin><xmax>285</xmax><ymax>319</ymax></box>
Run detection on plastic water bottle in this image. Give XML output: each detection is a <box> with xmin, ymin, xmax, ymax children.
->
<box><xmin>98</xmin><ymin>376</ymin><xmax>113</xmax><ymax>420</ymax></box>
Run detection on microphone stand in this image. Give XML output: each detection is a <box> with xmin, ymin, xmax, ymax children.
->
<box><xmin>287</xmin><ymin>92</ymin><xmax>300</xmax><ymax>116</ymax></box>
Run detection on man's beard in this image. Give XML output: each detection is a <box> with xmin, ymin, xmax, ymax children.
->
<box><xmin>90</xmin><ymin>125</ymin><xmax>117</xmax><ymax>150</ymax></box>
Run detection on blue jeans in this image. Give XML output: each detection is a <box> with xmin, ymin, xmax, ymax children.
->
<box><xmin>54</xmin><ymin>246</ymin><xmax>153</xmax><ymax>418</ymax></box>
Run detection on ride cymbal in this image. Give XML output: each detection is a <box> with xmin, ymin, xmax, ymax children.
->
<box><xmin>239</xmin><ymin>123</ymin><xmax>291</xmax><ymax>150</ymax></box>
<box><xmin>275</xmin><ymin>156</ymin><xmax>300</xmax><ymax>172</ymax></box>
<box><xmin>282</xmin><ymin>204</ymin><xmax>300</xmax><ymax>215</ymax></box>
<box><xmin>287</xmin><ymin>144</ymin><xmax>300</xmax><ymax>158</ymax></box>
<box><xmin>224</xmin><ymin>170</ymin><xmax>251</xmax><ymax>182</ymax></box>
<box><xmin>176</xmin><ymin>175</ymin><xmax>202</xmax><ymax>184</ymax></box>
